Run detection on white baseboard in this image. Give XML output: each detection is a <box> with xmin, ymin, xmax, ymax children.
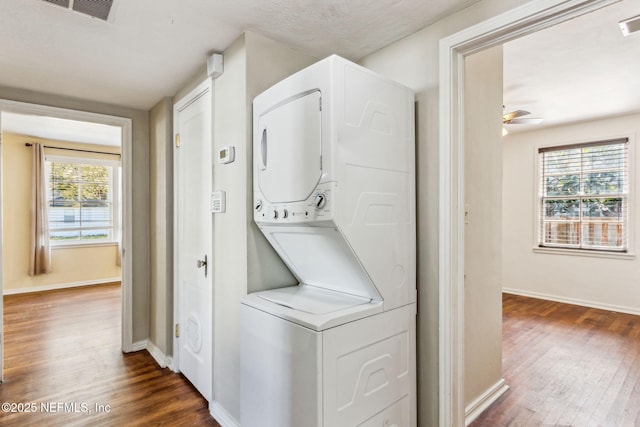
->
<box><xmin>465</xmin><ymin>378</ymin><xmax>509</xmax><ymax>426</ymax></box>
<box><xmin>164</xmin><ymin>356</ymin><xmax>174</xmax><ymax>371</ymax></box>
<box><xmin>503</xmin><ymin>288</ymin><xmax>640</xmax><ymax>316</ymax></box>
<box><xmin>210</xmin><ymin>401</ymin><xmax>239</xmax><ymax>427</ymax></box>
<box><xmin>3</xmin><ymin>277</ymin><xmax>121</xmax><ymax>295</ymax></box>
<box><xmin>146</xmin><ymin>341</ymin><xmax>171</xmax><ymax>368</ymax></box>
<box><xmin>131</xmin><ymin>339</ymin><xmax>148</xmax><ymax>352</ymax></box>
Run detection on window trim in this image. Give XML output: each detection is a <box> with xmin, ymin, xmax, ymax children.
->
<box><xmin>533</xmin><ymin>135</ymin><xmax>635</xmax><ymax>258</ymax></box>
<box><xmin>45</xmin><ymin>154</ymin><xmax>121</xmax><ymax>247</ymax></box>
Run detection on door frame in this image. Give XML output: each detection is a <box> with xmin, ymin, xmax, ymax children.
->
<box><xmin>172</xmin><ymin>77</ymin><xmax>213</xmax><ymax>375</ymax></box>
<box><xmin>437</xmin><ymin>0</ymin><xmax>621</xmax><ymax>424</ymax></box>
<box><xmin>0</xmin><ymin>99</ymin><xmax>134</xmax><ymax>370</ymax></box>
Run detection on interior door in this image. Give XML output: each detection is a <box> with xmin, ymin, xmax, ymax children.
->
<box><xmin>174</xmin><ymin>80</ymin><xmax>213</xmax><ymax>402</ymax></box>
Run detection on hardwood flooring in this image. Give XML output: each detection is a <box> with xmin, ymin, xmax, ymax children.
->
<box><xmin>0</xmin><ymin>283</ymin><xmax>220</xmax><ymax>427</ymax></box>
<box><xmin>471</xmin><ymin>293</ymin><xmax>640</xmax><ymax>427</ymax></box>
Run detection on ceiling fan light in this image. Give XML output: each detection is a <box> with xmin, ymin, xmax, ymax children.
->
<box><xmin>619</xmin><ymin>15</ymin><xmax>640</xmax><ymax>36</ymax></box>
<box><xmin>507</xmin><ymin>117</ymin><xmax>544</xmax><ymax>125</ymax></box>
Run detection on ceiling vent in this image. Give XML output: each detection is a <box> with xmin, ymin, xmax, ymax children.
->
<box><xmin>43</xmin><ymin>0</ymin><xmax>114</xmax><ymax>21</ymax></box>
<box><xmin>619</xmin><ymin>15</ymin><xmax>640</xmax><ymax>36</ymax></box>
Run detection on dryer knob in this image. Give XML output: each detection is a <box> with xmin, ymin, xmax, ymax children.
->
<box><xmin>282</xmin><ymin>208</ymin><xmax>289</xmax><ymax>219</ymax></box>
<box><xmin>271</xmin><ymin>210</ymin><xmax>279</xmax><ymax>219</ymax></box>
<box><xmin>255</xmin><ymin>200</ymin><xmax>263</xmax><ymax>212</ymax></box>
<box><xmin>313</xmin><ymin>193</ymin><xmax>327</xmax><ymax>209</ymax></box>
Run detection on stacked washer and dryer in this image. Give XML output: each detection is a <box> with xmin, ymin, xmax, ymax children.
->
<box><xmin>241</xmin><ymin>55</ymin><xmax>416</xmax><ymax>427</ymax></box>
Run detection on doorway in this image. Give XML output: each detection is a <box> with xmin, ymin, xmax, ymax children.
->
<box><xmin>0</xmin><ymin>99</ymin><xmax>133</xmax><ymax>380</ymax></box>
<box><xmin>438</xmin><ymin>0</ymin><xmax>622</xmax><ymax>424</ymax></box>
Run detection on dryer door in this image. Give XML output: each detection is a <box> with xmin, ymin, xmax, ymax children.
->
<box><xmin>257</xmin><ymin>91</ymin><xmax>322</xmax><ymax>203</ymax></box>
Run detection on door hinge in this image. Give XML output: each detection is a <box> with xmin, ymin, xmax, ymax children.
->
<box><xmin>175</xmin><ymin>323</ymin><xmax>180</xmax><ymax>338</ymax></box>
<box><xmin>175</xmin><ymin>133</ymin><xmax>181</xmax><ymax>148</ymax></box>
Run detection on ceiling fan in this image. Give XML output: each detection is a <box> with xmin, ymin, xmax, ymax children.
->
<box><xmin>502</xmin><ymin>109</ymin><xmax>544</xmax><ymax>125</ymax></box>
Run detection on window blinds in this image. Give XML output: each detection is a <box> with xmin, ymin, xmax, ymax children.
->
<box><xmin>538</xmin><ymin>138</ymin><xmax>629</xmax><ymax>252</ymax></box>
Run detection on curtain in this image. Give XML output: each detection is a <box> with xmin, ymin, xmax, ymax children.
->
<box><xmin>116</xmin><ymin>165</ymin><xmax>122</xmax><ymax>267</ymax></box>
<box><xmin>29</xmin><ymin>143</ymin><xmax>52</xmax><ymax>276</ymax></box>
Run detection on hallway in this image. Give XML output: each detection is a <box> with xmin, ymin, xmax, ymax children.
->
<box><xmin>0</xmin><ymin>283</ymin><xmax>219</xmax><ymax>426</ymax></box>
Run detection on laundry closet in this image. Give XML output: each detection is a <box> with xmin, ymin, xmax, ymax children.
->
<box><xmin>241</xmin><ymin>55</ymin><xmax>416</xmax><ymax>427</ymax></box>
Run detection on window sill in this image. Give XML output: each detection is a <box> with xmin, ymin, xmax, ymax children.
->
<box><xmin>51</xmin><ymin>241</ymin><xmax>118</xmax><ymax>250</ymax></box>
<box><xmin>532</xmin><ymin>246</ymin><xmax>636</xmax><ymax>260</ymax></box>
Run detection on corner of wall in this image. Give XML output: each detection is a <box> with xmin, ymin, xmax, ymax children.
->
<box><xmin>244</xmin><ymin>32</ymin><xmax>317</xmax><ymax>293</ymax></box>
<box><xmin>149</xmin><ymin>96</ymin><xmax>174</xmax><ymax>356</ymax></box>
<box><xmin>209</xmin><ymin>31</ymin><xmax>318</xmax><ymax>422</ymax></box>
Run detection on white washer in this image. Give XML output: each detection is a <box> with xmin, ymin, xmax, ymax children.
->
<box><xmin>241</xmin><ymin>55</ymin><xmax>416</xmax><ymax>427</ymax></box>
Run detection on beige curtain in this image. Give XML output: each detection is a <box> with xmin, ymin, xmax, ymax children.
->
<box><xmin>116</xmin><ymin>165</ymin><xmax>122</xmax><ymax>267</ymax></box>
<box><xmin>29</xmin><ymin>143</ymin><xmax>52</xmax><ymax>276</ymax></box>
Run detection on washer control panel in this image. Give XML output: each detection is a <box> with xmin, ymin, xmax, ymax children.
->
<box><xmin>255</xmin><ymin>183</ymin><xmax>333</xmax><ymax>224</ymax></box>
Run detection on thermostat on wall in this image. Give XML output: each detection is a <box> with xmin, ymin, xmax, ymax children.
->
<box><xmin>218</xmin><ymin>146</ymin><xmax>235</xmax><ymax>164</ymax></box>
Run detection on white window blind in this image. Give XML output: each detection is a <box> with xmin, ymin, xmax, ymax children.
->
<box><xmin>538</xmin><ymin>138</ymin><xmax>629</xmax><ymax>252</ymax></box>
<box><xmin>46</xmin><ymin>156</ymin><xmax>120</xmax><ymax>245</ymax></box>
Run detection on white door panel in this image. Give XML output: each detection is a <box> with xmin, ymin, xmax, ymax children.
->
<box><xmin>257</xmin><ymin>91</ymin><xmax>322</xmax><ymax>203</ymax></box>
<box><xmin>174</xmin><ymin>81</ymin><xmax>213</xmax><ymax>402</ymax></box>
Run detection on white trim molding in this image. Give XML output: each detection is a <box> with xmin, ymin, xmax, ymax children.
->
<box><xmin>3</xmin><ymin>278</ymin><xmax>121</xmax><ymax>295</ymax></box>
<box><xmin>146</xmin><ymin>341</ymin><xmax>171</xmax><ymax>369</ymax></box>
<box><xmin>210</xmin><ymin>401</ymin><xmax>240</xmax><ymax>427</ymax></box>
<box><xmin>465</xmin><ymin>379</ymin><xmax>509</xmax><ymax>426</ymax></box>
<box><xmin>172</xmin><ymin>76</ymin><xmax>213</xmax><ymax>386</ymax></box>
<box><xmin>532</xmin><ymin>246</ymin><xmax>636</xmax><ymax>260</ymax></box>
<box><xmin>0</xmin><ymin>99</ymin><xmax>134</xmax><ymax>355</ymax></box>
<box><xmin>503</xmin><ymin>288</ymin><xmax>640</xmax><ymax>317</ymax></box>
<box><xmin>438</xmin><ymin>0</ymin><xmax>621</xmax><ymax>425</ymax></box>
<box><xmin>131</xmin><ymin>339</ymin><xmax>148</xmax><ymax>352</ymax></box>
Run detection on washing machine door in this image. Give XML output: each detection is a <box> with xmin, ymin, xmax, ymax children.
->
<box><xmin>256</xmin><ymin>90</ymin><xmax>322</xmax><ymax>203</ymax></box>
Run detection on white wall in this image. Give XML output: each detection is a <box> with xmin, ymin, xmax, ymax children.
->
<box><xmin>503</xmin><ymin>112</ymin><xmax>640</xmax><ymax>314</ymax></box>
<box><xmin>463</xmin><ymin>45</ymin><xmax>504</xmax><ymax>407</ymax></box>
<box><xmin>149</xmin><ymin>97</ymin><xmax>173</xmax><ymax>357</ymax></box>
<box><xmin>209</xmin><ymin>32</ymin><xmax>317</xmax><ymax>423</ymax></box>
<box><xmin>359</xmin><ymin>0</ymin><xmax>527</xmax><ymax>423</ymax></box>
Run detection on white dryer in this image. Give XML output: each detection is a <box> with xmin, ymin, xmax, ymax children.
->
<box><xmin>241</xmin><ymin>55</ymin><xmax>416</xmax><ymax>427</ymax></box>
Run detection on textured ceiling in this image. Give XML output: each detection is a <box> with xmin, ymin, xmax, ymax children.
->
<box><xmin>503</xmin><ymin>0</ymin><xmax>640</xmax><ymax>133</ymax></box>
<box><xmin>4</xmin><ymin>0</ymin><xmax>637</xmax><ymax>134</ymax></box>
<box><xmin>1</xmin><ymin>112</ymin><xmax>121</xmax><ymax>146</ymax></box>
<box><xmin>0</xmin><ymin>0</ymin><xmax>480</xmax><ymax>110</ymax></box>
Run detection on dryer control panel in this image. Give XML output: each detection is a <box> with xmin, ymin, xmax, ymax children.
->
<box><xmin>254</xmin><ymin>183</ymin><xmax>333</xmax><ymax>224</ymax></box>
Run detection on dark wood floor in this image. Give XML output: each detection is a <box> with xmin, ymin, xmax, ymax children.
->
<box><xmin>0</xmin><ymin>283</ymin><xmax>220</xmax><ymax>427</ymax></box>
<box><xmin>471</xmin><ymin>293</ymin><xmax>640</xmax><ymax>427</ymax></box>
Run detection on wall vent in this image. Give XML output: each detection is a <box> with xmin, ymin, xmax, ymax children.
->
<box><xmin>43</xmin><ymin>0</ymin><xmax>114</xmax><ymax>21</ymax></box>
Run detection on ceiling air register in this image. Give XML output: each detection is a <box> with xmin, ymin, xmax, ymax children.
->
<box><xmin>43</xmin><ymin>0</ymin><xmax>114</xmax><ymax>21</ymax></box>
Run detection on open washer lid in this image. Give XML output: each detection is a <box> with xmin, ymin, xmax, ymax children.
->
<box><xmin>258</xmin><ymin>225</ymin><xmax>383</xmax><ymax>301</ymax></box>
<box><xmin>242</xmin><ymin>285</ymin><xmax>383</xmax><ymax>331</ymax></box>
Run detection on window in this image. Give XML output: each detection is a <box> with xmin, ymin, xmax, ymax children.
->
<box><xmin>538</xmin><ymin>138</ymin><xmax>629</xmax><ymax>252</ymax></box>
<box><xmin>46</xmin><ymin>156</ymin><xmax>120</xmax><ymax>245</ymax></box>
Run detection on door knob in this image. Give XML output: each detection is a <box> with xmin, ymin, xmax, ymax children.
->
<box><xmin>197</xmin><ymin>255</ymin><xmax>208</xmax><ymax>277</ymax></box>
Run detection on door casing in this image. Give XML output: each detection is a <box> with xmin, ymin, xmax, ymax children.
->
<box><xmin>0</xmin><ymin>99</ymin><xmax>134</xmax><ymax>382</ymax></box>
<box><xmin>172</xmin><ymin>78</ymin><xmax>214</xmax><ymax>401</ymax></box>
<box><xmin>437</xmin><ymin>0</ymin><xmax>622</xmax><ymax>424</ymax></box>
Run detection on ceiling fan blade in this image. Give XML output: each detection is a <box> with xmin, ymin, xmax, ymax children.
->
<box><xmin>502</xmin><ymin>109</ymin><xmax>530</xmax><ymax>122</ymax></box>
<box><xmin>505</xmin><ymin>117</ymin><xmax>544</xmax><ymax>125</ymax></box>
